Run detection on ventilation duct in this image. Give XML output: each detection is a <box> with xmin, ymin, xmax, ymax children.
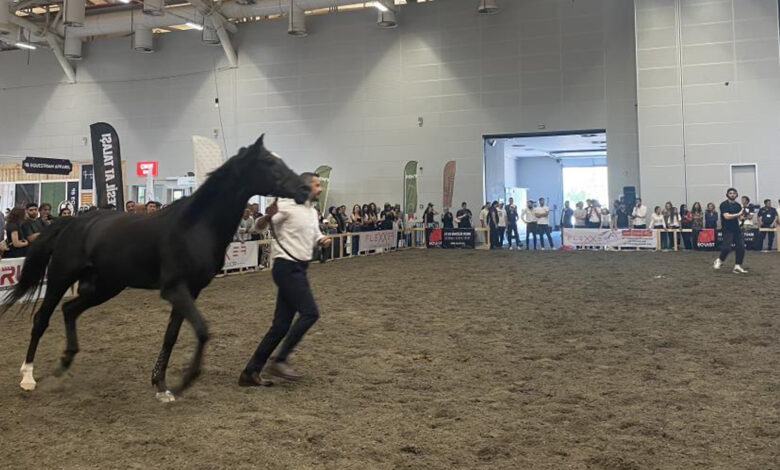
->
<box><xmin>288</xmin><ymin>3</ymin><xmax>307</xmax><ymax>37</ymax></box>
<box><xmin>64</xmin><ymin>35</ymin><xmax>83</xmax><ymax>59</ymax></box>
<box><xmin>143</xmin><ymin>0</ymin><xmax>164</xmax><ymax>17</ymax></box>
<box><xmin>0</xmin><ymin>0</ymin><xmax>12</xmax><ymax>35</ymax></box>
<box><xmin>64</xmin><ymin>0</ymin><xmax>86</xmax><ymax>27</ymax></box>
<box><xmin>202</xmin><ymin>26</ymin><xmax>220</xmax><ymax>45</ymax></box>
<box><xmin>477</xmin><ymin>0</ymin><xmax>499</xmax><ymax>15</ymax></box>
<box><xmin>132</xmin><ymin>29</ymin><xmax>154</xmax><ymax>53</ymax></box>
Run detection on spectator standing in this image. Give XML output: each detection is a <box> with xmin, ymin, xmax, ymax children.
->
<box><xmin>479</xmin><ymin>203</ymin><xmax>489</xmax><ymax>244</ymax></box>
<box><xmin>534</xmin><ymin>198</ymin><xmax>553</xmax><ymax>249</ymax></box>
<box><xmin>740</xmin><ymin>196</ymin><xmax>756</xmax><ymax>229</ymax></box>
<box><xmin>422</xmin><ymin>203</ymin><xmax>438</xmax><ymax>228</ymax></box>
<box><xmin>21</xmin><ymin>203</ymin><xmax>45</xmax><ymax>244</ymax></box>
<box><xmin>497</xmin><ymin>202</ymin><xmax>507</xmax><ymax>247</ymax></box>
<box><xmin>613</xmin><ymin>202</ymin><xmax>630</xmax><ymax>229</ymax></box>
<box><xmin>456</xmin><ymin>202</ymin><xmax>473</xmax><ymax>229</ymax></box>
<box><xmin>126</xmin><ymin>200</ymin><xmax>136</xmax><ymax>212</ymax></box>
<box><xmin>487</xmin><ymin>201</ymin><xmax>500</xmax><ymax>249</ymax></box>
<box><xmin>506</xmin><ymin>198</ymin><xmax>520</xmax><ymax>249</ymax></box>
<box><xmin>522</xmin><ymin>200</ymin><xmax>538</xmax><ymax>250</ymax></box>
<box><xmin>651</xmin><ymin>206</ymin><xmax>666</xmax><ymax>232</ymax></box>
<box><xmin>691</xmin><ymin>202</ymin><xmax>704</xmax><ymax>249</ymax></box>
<box><xmin>39</xmin><ymin>203</ymin><xmax>53</xmax><ymax>226</ymax></box>
<box><xmin>441</xmin><ymin>208</ymin><xmax>454</xmax><ymax>229</ymax></box>
<box><xmin>757</xmin><ymin>199</ymin><xmax>778</xmax><ymax>251</ymax></box>
<box><xmin>59</xmin><ymin>207</ymin><xmax>72</xmax><ymax>217</ymax></box>
<box><xmin>235</xmin><ymin>207</ymin><xmax>254</xmax><ymax>242</ymax></box>
<box><xmin>631</xmin><ymin>198</ymin><xmax>648</xmax><ymax>229</ymax></box>
<box><xmin>705</xmin><ymin>203</ymin><xmax>718</xmax><ymax>229</ymax></box>
<box><xmin>585</xmin><ymin>200</ymin><xmax>601</xmax><ymax>229</ymax></box>
<box><xmin>146</xmin><ymin>201</ymin><xmax>161</xmax><ymax>213</ymax></box>
<box><xmin>680</xmin><ymin>204</ymin><xmax>693</xmax><ymax>249</ymax></box>
<box><xmin>561</xmin><ymin>201</ymin><xmax>574</xmax><ymax>229</ymax></box>
<box><xmin>349</xmin><ymin>205</ymin><xmax>363</xmax><ymax>255</ymax></box>
<box><xmin>573</xmin><ymin>201</ymin><xmax>587</xmax><ymax>228</ymax></box>
<box><xmin>5</xmin><ymin>207</ymin><xmax>29</xmax><ymax>258</ymax></box>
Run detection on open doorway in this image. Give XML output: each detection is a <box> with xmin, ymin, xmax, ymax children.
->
<box><xmin>484</xmin><ymin>130</ymin><xmax>608</xmax><ymax>246</ymax></box>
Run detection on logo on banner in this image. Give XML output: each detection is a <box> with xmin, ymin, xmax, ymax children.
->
<box><xmin>137</xmin><ymin>161</ymin><xmax>159</xmax><ymax>177</ymax></box>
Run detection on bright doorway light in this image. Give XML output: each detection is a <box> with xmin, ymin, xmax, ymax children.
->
<box><xmin>563</xmin><ymin>166</ymin><xmax>609</xmax><ymax>208</ymax></box>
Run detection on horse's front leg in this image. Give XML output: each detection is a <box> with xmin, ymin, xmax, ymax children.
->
<box><xmin>160</xmin><ymin>283</ymin><xmax>209</xmax><ymax>398</ymax></box>
<box><xmin>151</xmin><ymin>310</ymin><xmax>183</xmax><ymax>402</ymax></box>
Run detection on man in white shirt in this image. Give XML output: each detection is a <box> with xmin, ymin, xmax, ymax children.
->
<box><xmin>240</xmin><ymin>172</ymin><xmax>331</xmax><ymax>386</ymax></box>
<box><xmin>533</xmin><ymin>197</ymin><xmax>554</xmax><ymax>249</ymax></box>
<box><xmin>631</xmin><ymin>198</ymin><xmax>648</xmax><ymax>229</ymax></box>
<box><xmin>521</xmin><ymin>200</ymin><xmax>538</xmax><ymax>250</ymax></box>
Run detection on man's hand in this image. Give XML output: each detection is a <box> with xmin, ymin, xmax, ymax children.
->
<box><xmin>266</xmin><ymin>199</ymin><xmax>279</xmax><ymax>217</ymax></box>
<box><xmin>318</xmin><ymin>237</ymin><xmax>332</xmax><ymax>247</ymax></box>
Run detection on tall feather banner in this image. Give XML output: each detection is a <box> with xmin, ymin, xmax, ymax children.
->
<box><xmin>314</xmin><ymin>165</ymin><xmax>332</xmax><ymax>212</ymax></box>
<box><xmin>442</xmin><ymin>160</ymin><xmax>456</xmax><ymax>209</ymax></box>
<box><xmin>403</xmin><ymin>161</ymin><xmax>419</xmax><ymax>217</ymax></box>
<box><xmin>192</xmin><ymin>136</ymin><xmax>225</xmax><ymax>189</ymax></box>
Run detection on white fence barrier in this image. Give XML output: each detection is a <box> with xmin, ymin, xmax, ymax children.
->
<box><xmin>563</xmin><ymin>228</ymin><xmax>657</xmax><ymax>249</ymax></box>
<box><xmin>0</xmin><ymin>257</ymin><xmax>76</xmax><ymax>303</ymax></box>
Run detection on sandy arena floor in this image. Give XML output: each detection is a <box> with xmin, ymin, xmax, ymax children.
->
<box><xmin>0</xmin><ymin>249</ymin><xmax>777</xmax><ymax>469</ymax></box>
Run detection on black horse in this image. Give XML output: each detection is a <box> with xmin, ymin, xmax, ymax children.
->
<box><xmin>2</xmin><ymin>135</ymin><xmax>309</xmax><ymax>401</ymax></box>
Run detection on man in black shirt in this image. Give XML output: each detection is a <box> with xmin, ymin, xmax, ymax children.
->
<box><xmin>757</xmin><ymin>199</ymin><xmax>778</xmax><ymax>251</ymax></box>
<box><xmin>21</xmin><ymin>203</ymin><xmax>45</xmax><ymax>244</ymax></box>
<box><xmin>505</xmin><ymin>197</ymin><xmax>520</xmax><ymax>249</ymax></box>
<box><xmin>714</xmin><ymin>188</ymin><xmax>748</xmax><ymax>273</ymax></box>
<box><xmin>614</xmin><ymin>202</ymin><xmax>629</xmax><ymax>229</ymax></box>
<box><xmin>441</xmin><ymin>208</ymin><xmax>454</xmax><ymax>229</ymax></box>
<box><xmin>456</xmin><ymin>202</ymin><xmax>472</xmax><ymax>229</ymax></box>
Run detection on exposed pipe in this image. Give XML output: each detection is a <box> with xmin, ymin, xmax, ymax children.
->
<box><xmin>63</xmin><ymin>0</ymin><xmax>86</xmax><ymax>27</ymax></box>
<box><xmin>215</xmin><ymin>23</ymin><xmax>236</xmax><ymax>67</ymax></box>
<box><xmin>189</xmin><ymin>0</ymin><xmax>238</xmax><ymax>34</ymax></box>
<box><xmin>56</xmin><ymin>0</ymin><xmax>372</xmax><ymax>38</ymax></box>
<box><xmin>45</xmin><ymin>32</ymin><xmax>77</xmax><ymax>83</ymax></box>
<box><xmin>0</xmin><ymin>0</ymin><xmax>11</xmax><ymax>34</ymax></box>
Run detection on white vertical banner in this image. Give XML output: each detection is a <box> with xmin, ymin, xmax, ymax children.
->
<box><xmin>145</xmin><ymin>173</ymin><xmax>154</xmax><ymax>203</ymax></box>
<box><xmin>193</xmin><ymin>136</ymin><xmax>225</xmax><ymax>189</ymax></box>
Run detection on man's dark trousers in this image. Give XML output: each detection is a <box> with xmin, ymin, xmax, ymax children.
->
<box><xmin>506</xmin><ymin>222</ymin><xmax>520</xmax><ymax>248</ymax></box>
<box><xmin>719</xmin><ymin>231</ymin><xmax>745</xmax><ymax>265</ymax></box>
<box><xmin>244</xmin><ymin>259</ymin><xmax>320</xmax><ymax>373</ymax></box>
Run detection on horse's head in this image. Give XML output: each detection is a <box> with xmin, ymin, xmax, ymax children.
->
<box><xmin>239</xmin><ymin>135</ymin><xmax>310</xmax><ymax>204</ymax></box>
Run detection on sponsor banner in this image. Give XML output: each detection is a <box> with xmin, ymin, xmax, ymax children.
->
<box><xmin>442</xmin><ymin>160</ymin><xmax>456</xmax><ymax>209</ymax></box>
<box><xmin>223</xmin><ymin>242</ymin><xmax>259</xmax><ymax>271</ymax></box>
<box><xmin>359</xmin><ymin>230</ymin><xmax>396</xmax><ymax>252</ymax></box>
<box><xmin>426</xmin><ymin>228</ymin><xmax>443</xmax><ymax>248</ymax></box>
<box><xmin>314</xmin><ymin>165</ymin><xmax>332</xmax><ymax>213</ymax></box>
<box><xmin>66</xmin><ymin>181</ymin><xmax>79</xmax><ymax>209</ymax></box>
<box><xmin>442</xmin><ymin>228</ymin><xmax>475</xmax><ymax>248</ymax></box>
<box><xmin>89</xmin><ymin>122</ymin><xmax>125</xmax><ymax>210</ymax></box>
<box><xmin>136</xmin><ymin>161</ymin><xmax>159</xmax><ymax>177</ymax></box>
<box><xmin>22</xmin><ymin>157</ymin><xmax>73</xmax><ymax>175</ymax></box>
<box><xmin>696</xmin><ymin>229</ymin><xmax>716</xmax><ymax>250</ymax></box>
<box><xmin>403</xmin><ymin>161</ymin><xmax>418</xmax><ymax>217</ymax></box>
<box><xmin>710</xmin><ymin>229</ymin><xmax>760</xmax><ymax>251</ymax></box>
<box><xmin>193</xmin><ymin>135</ymin><xmax>224</xmax><ymax>189</ymax></box>
<box><xmin>81</xmin><ymin>164</ymin><xmax>94</xmax><ymax>191</ymax></box>
<box><xmin>563</xmin><ymin>228</ymin><xmax>657</xmax><ymax>249</ymax></box>
<box><xmin>0</xmin><ymin>257</ymin><xmax>75</xmax><ymax>302</ymax></box>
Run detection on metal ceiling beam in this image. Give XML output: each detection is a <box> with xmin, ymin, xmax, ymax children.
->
<box><xmin>8</xmin><ymin>14</ymin><xmax>77</xmax><ymax>83</ymax></box>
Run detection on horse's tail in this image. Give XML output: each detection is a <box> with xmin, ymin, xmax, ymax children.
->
<box><xmin>0</xmin><ymin>217</ymin><xmax>75</xmax><ymax>316</ymax></box>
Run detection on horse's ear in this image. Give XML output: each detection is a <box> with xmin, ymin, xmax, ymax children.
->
<box><xmin>257</xmin><ymin>134</ymin><xmax>265</xmax><ymax>147</ymax></box>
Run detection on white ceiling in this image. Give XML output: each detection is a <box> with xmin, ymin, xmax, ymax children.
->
<box><xmin>502</xmin><ymin>132</ymin><xmax>607</xmax><ymax>159</ymax></box>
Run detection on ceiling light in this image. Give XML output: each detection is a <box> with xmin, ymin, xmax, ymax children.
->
<box><xmin>15</xmin><ymin>42</ymin><xmax>36</xmax><ymax>50</ymax></box>
<box><xmin>186</xmin><ymin>22</ymin><xmax>204</xmax><ymax>31</ymax></box>
<box><xmin>119</xmin><ymin>0</ymin><xmax>132</xmax><ymax>3</ymax></box>
<box><xmin>373</xmin><ymin>1</ymin><xmax>389</xmax><ymax>12</ymax></box>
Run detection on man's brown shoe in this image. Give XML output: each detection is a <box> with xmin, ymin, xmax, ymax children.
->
<box><xmin>238</xmin><ymin>371</ymin><xmax>273</xmax><ymax>387</ymax></box>
<box><xmin>266</xmin><ymin>361</ymin><xmax>302</xmax><ymax>381</ymax></box>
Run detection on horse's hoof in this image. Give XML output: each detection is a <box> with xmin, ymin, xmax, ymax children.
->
<box><xmin>20</xmin><ymin>363</ymin><xmax>36</xmax><ymax>391</ymax></box>
<box><xmin>155</xmin><ymin>390</ymin><xmax>176</xmax><ymax>403</ymax></box>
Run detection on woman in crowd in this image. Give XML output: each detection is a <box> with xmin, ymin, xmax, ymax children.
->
<box><xmin>651</xmin><ymin>206</ymin><xmax>667</xmax><ymax>248</ymax></box>
<box><xmin>666</xmin><ymin>206</ymin><xmax>681</xmax><ymax>249</ymax></box>
<box><xmin>573</xmin><ymin>201</ymin><xmax>587</xmax><ymax>228</ymax></box>
<box><xmin>235</xmin><ymin>207</ymin><xmax>254</xmax><ymax>242</ymax></box>
<box><xmin>59</xmin><ymin>207</ymin><xmax>72</xmax><ymax>217</ymax></box>
<box><xmin>704</xmin><ymin>202</ymin><xmax>718</xmax><ymax>230</ymax></box>
<box><xmin>5</xmin><ymin>207</ymin><xmax>29</xmax><ymax>258</ymax></box>
<box><xmin>422</xmin><ymin>203</ymin><xmax>438</xmax><ymax>228</ymax></box>
<box><xmin>324</xmin><ymin>206</ymin><xmax>342</xmax><ymax>259</ymax></box>
<box><xmin>680</xmin><ymin>204</ymin><xmax>693</xmax><ymax>249</ymax></box>
<box><xmin>586</xmin><ymin>200</ymin><xmax>601</xmax><ymax>228</ymax></box>
<box><xmin>488</xmin><ymin>201</ymin><xmax>500</xmax><ymax>249</ymax></box>
<box><xmin>350</xmin><ymin>204</ymin><xmax>363</xmax><ymax>255</ymax></box>
<box><xmin>690</xmin><ymin>202</ymin><xmax>704</xmax><ymax>249</ymax></box>
<box><xmin>662</xmin><ymin>202</ymin><xmax>674</xmax><ymax>249</ymax></box>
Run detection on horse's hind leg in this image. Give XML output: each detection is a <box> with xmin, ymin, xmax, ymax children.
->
<box><xmin>20</xmin><ymin>282</ymin><xmax>71</xmax><ymax>391</ymax></box>
<box><xmin>151</xmin><ymin>310</ymin><xmax>183</xmax><ymax>402</ymax></box>
<box><xmin>53</xmin><ymin>281</ymin><xmax>120</xmax><ymax>377</ymax></box>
